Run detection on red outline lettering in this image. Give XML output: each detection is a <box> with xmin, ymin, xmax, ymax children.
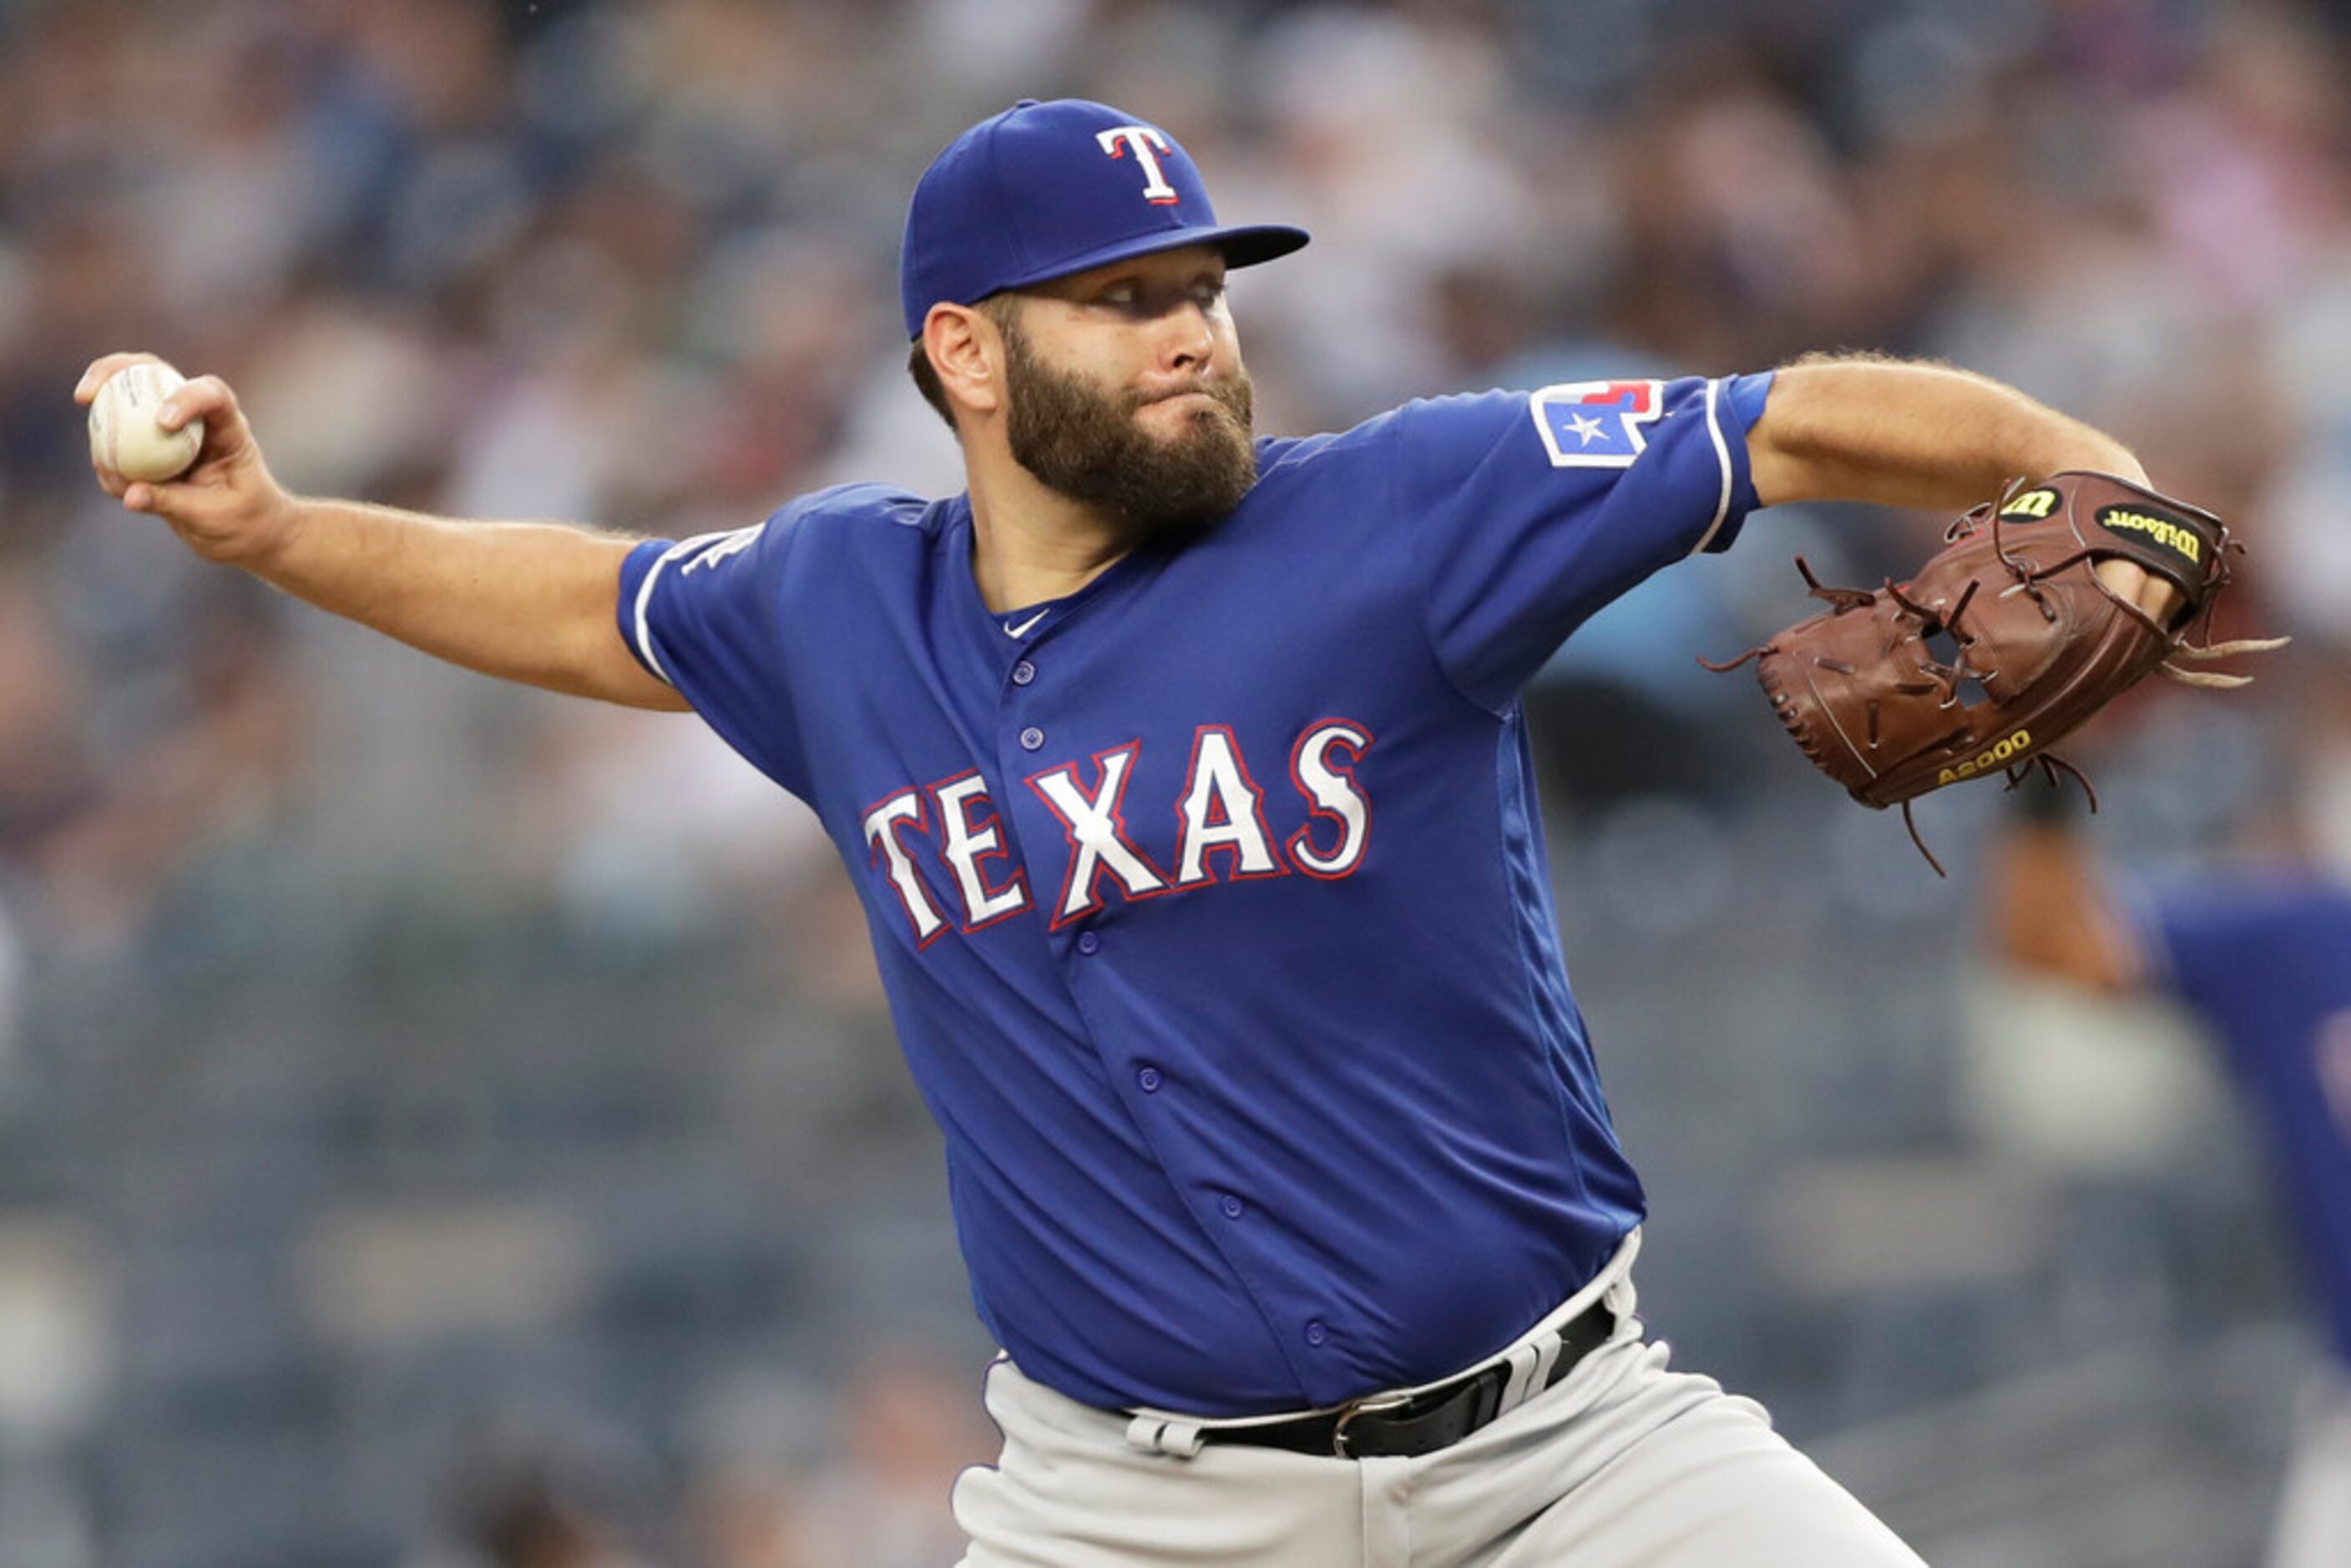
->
<box><xmin>1173</xmin><ymin>724</ymin><xmax>1290</xmax><ymax>887</ymax></box>
<box><xmin>928</xmin><ymin>771</ymin><xmax>1031</xmax><ymax>933</ymax></box>
<box><xmin>860</xmin><ymin>787</ymin><xmax>949</xmax><ymax>947</ymax></box>
<box><xmin>1286</xmin><ymin>721</ymin><xmax>1376</xmax><ymax>880</ymax></box>
<box><xmin>1027</xmin><ymin>741</ymin><xmax>1171</xmax><ymax>930</ymax></box>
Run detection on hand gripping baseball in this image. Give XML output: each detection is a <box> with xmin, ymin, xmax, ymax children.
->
<box><xmin>76</xmin><ymin>352</ymin><xmax>298</xmax><ymax>567</ymax></box>
<box><xmin>1706</xmin><ymin>471</ymin><xmax>2288</xmax><ymax>873</ymax></box>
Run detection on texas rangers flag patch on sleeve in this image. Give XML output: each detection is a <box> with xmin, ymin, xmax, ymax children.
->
<box><xmin>1529</xmin><ymin>380</ymin><xmax>1665</xmax><ymax>468</ymax></box>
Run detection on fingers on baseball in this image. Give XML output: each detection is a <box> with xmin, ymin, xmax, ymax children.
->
<box><xmin>73</xmin><ymin>351</ymin><xmax>164</xmax><ymax>405</ymax></box>
<box><xmin>78</xmin><ymin>355</ymin><xmax>240</xmax><ymax>506</ymax></box>
<box><xmin>139</xmin><ymin>377</ymin><xmax>252</xmax><ymax>509</ymax></box>
<box><xmin>158</xmin><ymin>373</ymin><xmax>235</xmax><ymax>434</ymax></box>
<box><xmin>125</xmin><ymin>466</ymin><xmax>204</xmax><ymax>518</ymax></box>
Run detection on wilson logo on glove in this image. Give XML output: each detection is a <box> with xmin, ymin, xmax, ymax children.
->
<box><xmin>1705</xmin><ymin>471</ymin><xmax>2286</xmax><ymax>873</ymax></box>
<box><xmin>2095</xmin><ymin>505</ymin><xmax>2203</xmax><ymax>564</ymax></box>
<box><xmin>1999</xmin><ymin>487</ymin><xmax>2060</xmax><ymax>520</ymax></box>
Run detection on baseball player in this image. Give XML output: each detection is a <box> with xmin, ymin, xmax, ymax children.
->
<box><xmin>80</xmin><ymin>98</ymin><xmax>2186</xmax><ymax>1566</ymax></box>
<box><xmin>1990</xmin><ymin>791</ymin><xmax>2351</xmax><ymax>1568</ymax></box>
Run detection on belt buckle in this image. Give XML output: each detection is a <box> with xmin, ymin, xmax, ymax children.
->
<box><xmin>1330</xmin><ymin>1393</ymin><xmax>1413</xmax><ymax>1459</ymax></box>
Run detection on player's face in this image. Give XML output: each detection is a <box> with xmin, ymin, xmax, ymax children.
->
<box><xmin>999</xmin><ymin>246</ymin><xmax>1257</xmax><ymax>538</ymax></box>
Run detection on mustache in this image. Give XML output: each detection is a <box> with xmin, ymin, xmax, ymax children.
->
<box><xmin>1128</xmin><ymin>378</ymin><xmax>1248</xmax><ymax>417</ymax></box>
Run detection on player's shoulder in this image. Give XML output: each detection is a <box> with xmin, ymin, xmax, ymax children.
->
<box><xmin>1257</xmin><ymin>384</ymin><xmax>1668</xmax><ymax>467</ymax></box>
<box><xmin>635</xmin><ymin>483</ymin><xmax>945</xmax><ymax>591</ymax></box>
<box><xmin>775</xmin><ymin>481</ymin><xmax>943</xmax><ymax>536</ymax></box>
<box><xmin>1250</xmin><ymin>397</ymin><xmax>1485</xmax><ymax>476</ymax></box>
<box><xmin>1254</xmin><ymin>392</ymin><xmax>1534</xmax><ymax>493</ymax></box>
<box><xmin>1246</xmin><ymin>395</ymin><xmax>1544</xmax><ymax>514</ymax></box>
<box><xmin>746</xmin><ymin>481</ymin><xmax>954</xmax><ymax>567</ymax></box>
<box><xmin>1255</xmin><ymin>418</ymin><xmax>1385</xmax><ymax>478</ymax></box>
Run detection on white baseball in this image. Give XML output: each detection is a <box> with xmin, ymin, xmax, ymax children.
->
<box><xmin>88</xmin><ymin>361</ymin><xmax>205</xmax><ymax>483</ymax></box>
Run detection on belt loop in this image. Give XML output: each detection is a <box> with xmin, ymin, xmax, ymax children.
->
<box><xmin>1497</xmin><ymin>1342</ymin><xmax>1543</xmax><ymax>1413</ymax></box>
<box><xmin>1124</xmin><ymin>1413</ymin><xmax>1205</xmax><ymax>1458</ymax></box>
<box><xmin>1526</xmin><ymin>1333</ymin><xmax>1565</xmax><ymax>1405</ymax></box>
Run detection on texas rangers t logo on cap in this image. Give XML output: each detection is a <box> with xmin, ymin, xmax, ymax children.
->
<box><xmin>897</xmin><ymin>99</ymin><xmax>1310</xmax><ymax>339</ymax></box>
<box><xmin>1096</xmin><ymin>125</ymin><xmax>1181</xmax><ymax>205</ymax></box>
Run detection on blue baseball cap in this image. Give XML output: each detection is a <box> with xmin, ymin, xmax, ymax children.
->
<box><xmin>900</xmin><ymin>99</ymin><xmax>1310</xmax><ymax>339</ymax></box>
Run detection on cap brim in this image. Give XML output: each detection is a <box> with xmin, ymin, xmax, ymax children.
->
<box><xmin>992</xmin><ymin>222</ymin><xmax>1311</xmax><ymax>296</ymax></box>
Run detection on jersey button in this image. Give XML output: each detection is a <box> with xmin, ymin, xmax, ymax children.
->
<box><xmin>1075</xmin><ymin>930</ymin><xmax>1100</xmax><ymax>956</ymax></box>
<box><xmin>1019</xmin><ymin>726</ymin><xmax>1045</xmax><ymax>751</ymax></box>
<box><xmin>1304</xmin><ymin>1320</ymin><xmax>1328</xmax><ymax>1348</ymax></box>
<box><xmin>1011</xmin><ymin>660</ymin><xmax>1037</xmax><ymax>686</ymax></box>
<box><xmin>1135</xmin><ymin>1065</ymin><xmax>1162</xmax><ymax>1093</ymax></box>
<box><xmin>1219</xmin><ymin>1193</ymin><xmax>1245</xmax><ymax>1220</ymax></box>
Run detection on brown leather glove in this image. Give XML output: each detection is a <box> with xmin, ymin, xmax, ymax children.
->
<box><xmin>1710</xmin><ymin>472</ymin><xmax>2283</xmax><ymax>869</ymax></box>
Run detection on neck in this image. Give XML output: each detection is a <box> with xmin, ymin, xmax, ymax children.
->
<box><xmin>963</xmin><ymin>440</ymin><xmax>1142</xmax><ymax>613</ymax></box>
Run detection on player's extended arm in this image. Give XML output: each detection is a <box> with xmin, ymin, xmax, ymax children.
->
<box><xmin>77</xmin><ymin>354</ymin><xmax>685</xmax><ymax>711</ymax></box>
<box><xmin>1986</xmin><ymin>812</ymin><xmax>2146</xmax><ymax>993</ymax></box>
<box><xmin>1746</xmin><ymin>353</ymin><xmax>2176</xmax><ymax>620</ymax></box>
<box><xmin>1747</xmin><ymin>354</ymin><xmax>2149</xmax><ymax>508</ymax></box>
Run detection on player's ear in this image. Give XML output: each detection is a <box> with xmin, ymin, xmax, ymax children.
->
<box><xmin>924</xmin><ymin>303</ymin><xmax>1003</xmax><ymax>425</ymax></box>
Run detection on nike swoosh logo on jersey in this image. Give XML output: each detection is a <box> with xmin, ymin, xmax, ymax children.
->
<box><xmin>1006</xmin><ymin>609</ymin><xmax>1049</xmax><ymax>639</ymax></box>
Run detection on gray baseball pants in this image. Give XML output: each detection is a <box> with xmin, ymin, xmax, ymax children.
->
<box><xmin>953</xmin><ymin>1271</ymin><xmax>1925</xmax><ymax>1567</ymax></box>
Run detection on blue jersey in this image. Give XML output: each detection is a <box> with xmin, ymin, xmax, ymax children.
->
<box><xmin>619</xmin><ymin>374</ymin><xmax>1771</xmax><ymax>1415</ymax></box>
<box><xmin>2142</xmin><ymin>873</ymin><xmax>2351</xmax><ymax>1369</ymax></box>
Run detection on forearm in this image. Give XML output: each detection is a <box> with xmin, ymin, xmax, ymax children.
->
<box><xmin>1988</xmin><ymin>818</ymin><xmax>2144</xmax><ymax>992</ymax></box>
<box><xmin>254</xmin><ymin>498</ymin><xmax>684</xmax><ymax>709</ymax></box>
<box><xmin>1749</xmin><ymin>356</ymin><xmax>2148</xmax><ymax>510</ymax></box>
<box><xmin>78</xmin><ymin>353</ymin><xmax>686</xmax><ymax>711</ymax></box>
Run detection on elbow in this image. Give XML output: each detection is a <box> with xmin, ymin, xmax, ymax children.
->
<box><xmin>1742</xmin><ymin>366</ymin><xmax>1858</xmax><ymax>507</ymax></box>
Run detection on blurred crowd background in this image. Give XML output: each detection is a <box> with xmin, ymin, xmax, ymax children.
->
<box><xmin>3</xmin><ymin>0</ymin><xmax>2351</xmax><ymax>1563</ymax></box>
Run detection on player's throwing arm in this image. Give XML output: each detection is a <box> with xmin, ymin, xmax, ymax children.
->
<box><xmin>75</xmin><ymin>352</ymin><xmax>682</xmax><ymax>710</ymax></box>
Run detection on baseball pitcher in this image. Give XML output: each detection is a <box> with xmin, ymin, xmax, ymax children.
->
<box><xmin>83</xmin><ymin>99</ymin><xmax>2208</xmax><ymax>1566</ymax></box>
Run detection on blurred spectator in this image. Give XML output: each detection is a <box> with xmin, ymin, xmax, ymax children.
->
<box><xmin>685</xmin><ymin>1346</ymin><xmax>988</xmax><ymax>1568</ymax></box>
<box><xmin>417</xmin><ymin>1411</ymin><xmax>669</xmax><ymax>1568</ymax></box>
<box><xmin>1984</xmin><ymin>643</ymin><xmax>2351</xmax><ymax>1568</ymax></box>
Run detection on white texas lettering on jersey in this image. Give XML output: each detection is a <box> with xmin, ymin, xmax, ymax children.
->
<box><xmin>1031</xmin><ymin>745</ymin><xmax>1170</xmax><ymax>927</ymax></box>
<box><xmin>1287</xmin><ymin>721</ymin><xmax>1375</xmax><ymax>878</ymax></box>
<box><xmin>862</xmin><ymin>721</ymin><xmax>1378</xmax><ymax>943</ymax></box>
<box><xmin>933</xmin><ymin>771</ymin><xmax>1031</xmax><ymax>928</ymax></box>
<box><xmin>1095</xmin><ymin>125</ymin><xmax>1180</xmax><ymax>205</ymax></box>
<box><xmin>863</xmin><ymin>790</ymin><xmax>948</xmax><ymax>945</ymax></box>
<box><xmin>1174</xmin><ymin>726</ymin><xmax>1283</xmax><ymax>886</ymax></box>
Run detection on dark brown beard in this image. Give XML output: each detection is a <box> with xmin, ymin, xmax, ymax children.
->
<box><xmin>1001</xmin><ymin>318</ymin><xmax>1258</xmax><ymax>541</ymax></box>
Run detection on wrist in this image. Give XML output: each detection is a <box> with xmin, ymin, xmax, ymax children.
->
<box><xmin>2045</xmin><ymin>435</ymin><xmax>2147</xmax><ymax>488</ymax></box>
<box><xmin>237</xmin><ymin>489</ymin><xmax>311</xmax><ymax>578</ymax></box>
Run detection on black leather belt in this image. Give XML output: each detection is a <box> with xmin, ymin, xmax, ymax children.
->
<box><xmin>1200</xmin><ymin>1303</ymin><xmax>1615</xmax><ymax>1460</ymax></box>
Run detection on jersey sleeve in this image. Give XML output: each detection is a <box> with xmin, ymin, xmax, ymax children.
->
<box><xmin>616</xmin><ymin>509</ymin><xmax>813</xmax><ymax>801</ymax></box>
<box><xmin>1397</xmin><ymin>372</ymin><xmax>1772</xmax><ymax>711</ymax></box>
